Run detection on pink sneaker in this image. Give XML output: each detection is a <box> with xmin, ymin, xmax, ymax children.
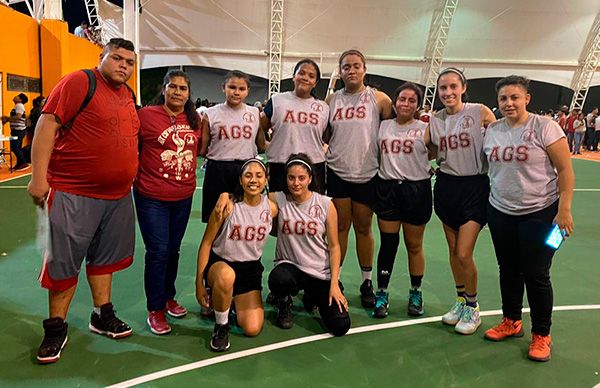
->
<box><xmin>166</xmin><ymin>299</ymin><xmax>187</xmax><ymax>318</ymax></box>
<box><xmin>147</xmin><ymin>311</ymin><xmax>171</xmax><ymax>335</ymax></box>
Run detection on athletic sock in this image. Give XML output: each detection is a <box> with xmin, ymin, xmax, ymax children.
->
<box><xmin>214</xmin><ymin>309</ymin><xmax>230</xmax><ymax>325</ymax></box>
<box><xmin>376</xmin><ymin>231</ymin><xmax>400</xmax><ymax>289</ymax></box>
<box><xmin>93</xmin><ymin>307</ymin><xmax>101</xmax><ymax>315</ymax></box>
<box><xmin>360</xmin><ymin>266</ymin><xmax>373</xmax><ymax>283</ymax></box>
<box><xmin>456</xmin><ymin>285</ymin><xmax>466</xmax><ymax>299</ymax></box>
<box><xmin>410</xmin><ymin>275</ymin><xmax>423</xmax><ymax>290</ymax></box>
<box><xmin>465</xmin><ymin>293</ymin><xmax>478</xmax><ymax>308</ymax></box>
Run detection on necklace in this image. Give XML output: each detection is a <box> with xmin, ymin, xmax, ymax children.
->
<box><xmin>162</xmin><ymin>105</ymin><xmax>181</xmax><ymax>126</ymax></box>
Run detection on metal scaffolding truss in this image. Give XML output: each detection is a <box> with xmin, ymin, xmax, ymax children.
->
<box><xmin>6</xmin><ymin>0</ymin><xmax>44</xmax><ymax>20</ymax></box>
<box><xmin>569</xmin><ymin>11</ymin><xmax>600</xmax><ymax>111</ymax></box>
<box><xmin>268</xmin><ymin>0</ymin><xmax>284</xmax><ymax>98</ymax></box>
<box><xmin>420</xmin><ymin>0</ymin><xmax>460</xmax><ymax>108</ymax></box>
<box><xmin>84</xmin><ymin>0</ymin><xmax>100</xmax><ymax>26</ymax></box>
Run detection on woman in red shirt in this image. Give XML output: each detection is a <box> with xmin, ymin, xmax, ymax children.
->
<box><xmin>134</xmin><ymin>70</ymin><xmax>201</xmax><ymax>335</ymax></box>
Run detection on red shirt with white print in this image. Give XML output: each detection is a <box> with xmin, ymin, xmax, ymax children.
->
<box><xmin>134</xmin><ymin>105</ymin><xmax>201</xmax><ymax>201</ymax></box>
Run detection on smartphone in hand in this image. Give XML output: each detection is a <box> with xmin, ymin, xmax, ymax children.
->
<box><xmin>545</xmin><ymin>224</ymin><xmax>565</xmax><ymax>250</ymax></box>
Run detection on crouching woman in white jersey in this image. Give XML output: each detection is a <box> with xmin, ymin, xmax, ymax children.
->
<box><xmin>482</xmin><ymin>76</ymin><xmax>574</xmax><ymax>362</ymax></box>
<box><xmin>372</xmin><ymin>83</ymin><xmax>433</xmax><ymax>319</ymax></box>
<box><xmin>268</xmin><ymin>153</ymin><xmax>350</xmax><ymax>336</ymax></box>
<box><xmin>196</xmin><ymin>158</ymin><xmax>278</xmax><ymax>352</ymax></box>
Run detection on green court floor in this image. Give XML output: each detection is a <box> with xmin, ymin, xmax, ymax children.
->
<box><xmin>0</xmin><ymin>159</ymin><xmax>598</xmax><ymax>387</ymax></box>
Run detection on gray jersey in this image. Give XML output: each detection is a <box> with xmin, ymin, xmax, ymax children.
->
<box><xmin>378</xmin><ymin>119</ymin><xmax>431</xmax><ymax>181</ymax></box>
<box><xmin>483</xmin><ymin>114</ymin><xmax>565</xmax><ymax>215</ymax></box>
<box><xmin>430</xmin><ymin>103</ymin><xmax>487</xmax><ymax>176</ymax></box>
<box><xmin>274</xmin><ymin>191</ymin><xmax>331</xmax><ymax>280</ymax></box>
<box><xmin>205</xmin><ymin>103</ymin><xmax>260</xmax><ymax>161</ymax></box>
<box><xmin>327</xmin><ymin>87</ymin><xmax>381</xmax><ymax>183</ymax></box>
<box><xmin>212</xmin><ymin>195</ymin><xmax>272</xmax><ymax>262</ymax></box>
<box><xmin>266</xmin><ymin>92</ymin><xmax>329</xmax><ymax>163</ymax></box>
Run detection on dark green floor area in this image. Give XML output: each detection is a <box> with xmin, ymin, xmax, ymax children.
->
<box><xmin>0</xmin><ymin>159</ymin><xmax>599</xmax><ymax>387</ymax></box>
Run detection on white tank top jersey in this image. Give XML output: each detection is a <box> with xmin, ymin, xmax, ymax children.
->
<box><xmin>327</xmin><ymin>87</ymin><xmax>381</xmax><ymax>183</ymax></box>
<box><xmin>378</xmin><ymin>119</ymin><xmax>431</xmax><ymax>181</ymax></box>
<box><xmin>266</xmin><ymin>92</ymin><xmax>329</xmax><ymax>164</ymax></box>
<box><xmin>212</xmin><ymin>195</ymin><xmax>272</xmax><ymax>262</ymax></box>
<box><xmin>429</xmin><ymin>102</ymin><xmax>488</xmax><ymax>176</ymax></box>
<box><xmin>274</xmin><ymin>191</ymin><xmax>332</xmax><ymax>280</ymax></box>
<box><xmin>205</xmin><ymin>103</ymin><xmax>260</xmax><ymax>161</ymax></box>
<box><xmin>483</xmin><ymin>114</ymin><xmax>565</xmax><ymax>216</ymax></box>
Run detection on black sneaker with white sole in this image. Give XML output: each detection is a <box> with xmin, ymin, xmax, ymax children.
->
<box><xmin>210</xmin><ymin>323</ymin><xmax>230</xmax><ymax>352</ymax></box>
<box><xmin>89</xmin><ymin>302</ymin><xmax>133</xmax><ymax>339</ymax></box>
<box><xmin>37</xmin><ymin>317</ymin><xmax>68</xmax><ymax>364</ymax></box>
<box><xmin>360</xmin><ymin>279</ymin><xmax>376</xmax><ymax>308</ymax></box>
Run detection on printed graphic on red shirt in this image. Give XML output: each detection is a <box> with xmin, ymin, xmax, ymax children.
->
<box><xmin>158</xmin><ymin>126</ymin><xmax>196</xmax><ymax>181</ymax></box>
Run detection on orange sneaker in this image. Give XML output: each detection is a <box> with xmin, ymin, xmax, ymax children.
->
<box><xmin>484</xmin><ymin>317</ymin><xmax>524</xmax><ymax>341</ymax></box>
<box><xmin>528</xmin><ymin>333</ymin><xmax>552</xmax><ymax>362</ymax></box>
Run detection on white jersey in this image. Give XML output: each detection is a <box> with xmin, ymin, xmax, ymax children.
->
<box><xmin>212</xmin><ymin>195</ymin><xmax>272</xmax><ymax>262</ymax></box>
<box><xmin>483</xmin><ymin>114</ymin><xmax>565</xmax><ymax>216</ymax></box>
<box><xmin>429</xmin><ymin>102</ymin><xmax>487</xmax><ymax>176</ymax></box>
<box><xmin>274</xmin><ymin>191</ymin><xmax>331</xmax><ymax>280</ymax></box>
<box><xmin>205</xmin><ymin>103</ymin><xmax>260</xmax><ymax>161</ymax></box>
<box><xmin>327</xmin><ymin>87</ymin><xmax>381</xmax><ymax>183</ymax></box>
<box><xmin>378</xmin><ymin>119</ymin><xmax>431</xmax><ymax>181</ymax></box>
<box><xmin>266</xmin><ymin>92</ymin><xmax>329</xmax><ymax>163</ymax></box>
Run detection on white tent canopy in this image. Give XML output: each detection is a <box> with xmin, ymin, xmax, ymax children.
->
<box><xmin>127</xmin><ymin>0</ymin><xmax>600</xmax><ymax>88</ymax></box>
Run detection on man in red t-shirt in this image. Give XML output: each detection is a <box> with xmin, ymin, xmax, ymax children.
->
<box><xmin>565</xmin><ymin>109</ymin><xmax>579</xmax><ymax>153</ymax></box>
<box><xmin>27</xmin><ymin>38</ymin><xmax>139</xmax><ymax>364</ymax></box>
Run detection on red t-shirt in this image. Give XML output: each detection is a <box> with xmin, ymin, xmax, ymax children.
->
<box><xmin>134</xmin><ymin>105</ymin><xmax>201</xmax><ymax>201</ymax></box>
<box><xmin>565</xmin><ymin>115</ymin><xmax>577</xmax><ymax>133</ymax></box>
<box><xmin>43</xmin><ymin>69</ymin><xmax>140</xmax><ymax>199</ymax></box>
<box><xmin>419</xmin><ymin>112</ymin><xmax>431</xmax><ymax>123</ymax></box>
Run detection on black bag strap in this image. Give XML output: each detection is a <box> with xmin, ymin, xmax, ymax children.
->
<box><xmin>62</xmin><ymin>69</ymin><xmax>96</xmax><ymax>129</ymax></box>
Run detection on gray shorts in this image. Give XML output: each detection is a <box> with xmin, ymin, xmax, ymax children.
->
<box><xmin>39</xmin><ymin>189</ymin><xmax>135</xmax><ymax>291</ymax></box>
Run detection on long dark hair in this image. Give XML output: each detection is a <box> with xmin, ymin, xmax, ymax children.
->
<box><xmin>283</xmin><ymin>153</ymin><xmax>318</xmax><ymax>196</ymax></box>
<box><xmin>155</xmin><ymin>70</ymin><xmax>199</xmax><ymax>129</ymax></box>
<box><xmin>293</xmin><ymin>59</ymin><xmax>321</xmax><ymax>98</ymax></box>
<box><xmin>232</xmin><ymin>158</ymin><xmax>268</xmax><ymax>202</ymax></box>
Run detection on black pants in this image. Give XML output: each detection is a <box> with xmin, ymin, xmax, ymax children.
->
<box><xmin>268</xmin><ymin>263</ymin><xmax>350</xmax><ymax>336</ymax></box>
<box><xmin>10</xmin><ymin>129</ymin><xmax>27</xmax><ymax>166</ymax></box>
<box><xmin>487</xmin><ymin>201</ymin><xmax>558</xmax><ymax>335</ymax></box>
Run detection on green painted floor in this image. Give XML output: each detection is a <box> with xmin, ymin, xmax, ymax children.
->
<box><xmin>0</xmin><ymin>159</ymin><xmax>598</xmax><ymax>387</ymax></box>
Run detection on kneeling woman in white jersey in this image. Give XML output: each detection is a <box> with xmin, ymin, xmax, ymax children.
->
<box><xmin>196</xmin><ymin>159</ymin><xmax>277</xmax><ymax>352</ymax></box>
<box><xmin>268</xmin><ymin>153</ymin><xmax>350</xmax><ymax>336</ymax></box>
<box><xmin>483</xmin><ymin>76</ymin><xmax>574</xmax><ymax>362</ymax></box>
<box><xmin>372</xmin><ymin>83</ymin><xmax>433</xmax><ymax>319</ymax></box>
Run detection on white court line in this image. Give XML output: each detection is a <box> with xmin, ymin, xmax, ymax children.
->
<box><xmin>107</xmin><ymin>304</ymin><xmax>600</xmax><ymax>388</ymax></box>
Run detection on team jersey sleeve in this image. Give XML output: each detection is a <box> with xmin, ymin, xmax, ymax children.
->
<box><xmin>263</xmin><ymin>98</ymin><xmax>274</xmax><ymax>120</ymax></box>
<box><xmin>42</xmin><ymin>71</ymin><xmax>89</xmax><ymax>126</ymax></box>
<box><xmin>541</xmin><ymin>119</ymin><xmax>566</xmax><ymax>148</ymax></box>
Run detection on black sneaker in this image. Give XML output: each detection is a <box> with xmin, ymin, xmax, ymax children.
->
<box><xmin>407</xmin><ymin>289</ymin><xmax>424</xmax><ymax>316</ymax></box>
<box><xmin>37</xmin><ymin>317</ymin><xmax>68</xmax><ymax>364</ymax></box>
<box><xmin>360</xmin><ymin>279</ymin><xmax>376</xmax><ymax>308</ymax></box>
<box><xmin>14</xmin><ymin>163</ymin><xmax>30</xmax><ymax>171</ymax></box>
<box><xmin>372</xmin><ymin>290</ymin><xmax>389</xmax><ymax>318</ymax></box>
<box><xmin>266</xmin><ymin>292</ymin><xmax>277</xmax><ymax>305</ymax></box>
<box><xmin>210</xmin><ymin>323</ymin><xmax>230</xmax><ymax>352</ymax></box>
<box><xmin>89</xmin><ymin>303</ymin><xmax>133</xmax><ymax>339</ymax></box>
<box><xmin>276</xmin><ymin>295</ymin><xmax>294</xmax><ymax>329</ymax></box>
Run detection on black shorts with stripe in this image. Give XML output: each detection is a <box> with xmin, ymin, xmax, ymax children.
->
<box><xmin>326</xmin><ymin>167</ymin><xmax>376</xmax><ymax>208</ymax></box>
<box><xmin>205</xmin><ymin>250</ymin><xmax>264</xmax><ymax>296</ymax></box>
<box><xmin>202</xmin><ymin>159</ymin><xmax>245</xmax><ymax>223</ymax></box>
<box><xmin>433</xmin><ymin>171</ymin><xmax>490</xmax><ymax>231</ymax></box>
<box><xmin>373</xmin><ymin>176</ymin><xmax>432</xmax><ymax>225</ymax></box>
